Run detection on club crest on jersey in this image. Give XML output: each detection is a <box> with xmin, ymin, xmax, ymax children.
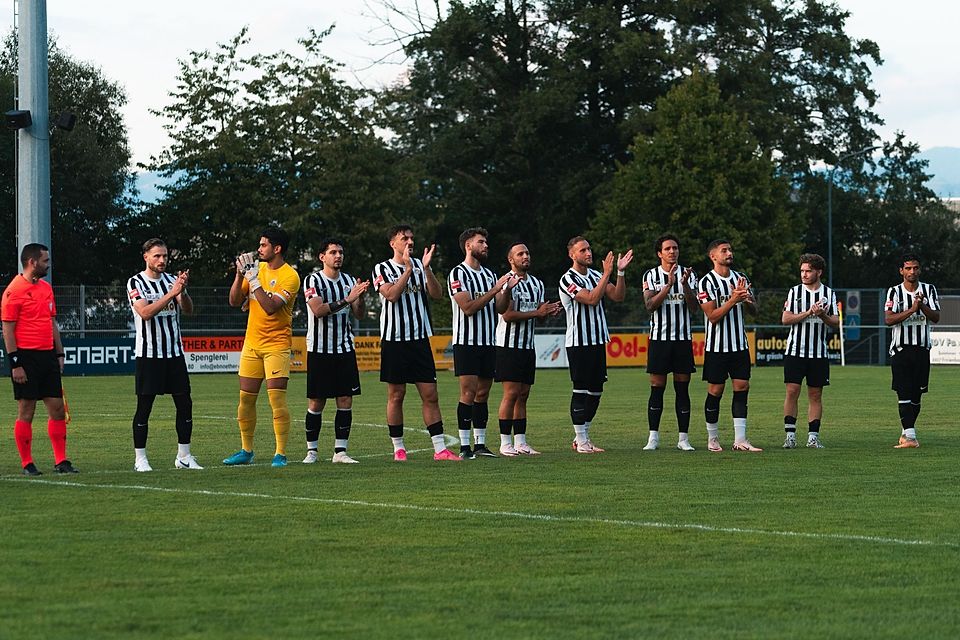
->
<box><xmin>270</xmin><ymin>279</ymin><xmax>277</xmax><ymax>288</ymax></box>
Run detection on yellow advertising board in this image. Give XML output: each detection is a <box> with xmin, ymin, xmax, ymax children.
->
<box><xmin>353</xmin><ymin>335</ymin><xmax>456</xmax><ymax>372</ymax></box>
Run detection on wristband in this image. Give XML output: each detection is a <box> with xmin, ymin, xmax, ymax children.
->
<box><xmin>248</xmin><ymin>277</ymin><xmax>262</xmax><ymax>293</ymax></box>
<box><xmin>329</xmin><ymin>299</ymin><xmax>350</xmax><ymax>314</ymax></box>
<box><xmin>8</xmin><ymin>351</ymin><xmax>20</xmax><ymax>366</ymax></box>
<box><xmin>617</xmin><ymin>270</ymin><xmax>625</xmax><ymax>277</ymax></box>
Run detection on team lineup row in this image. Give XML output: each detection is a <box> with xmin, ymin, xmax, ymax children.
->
<box><xmin>2</xmin><ymin>226</ymin><xmax>939</xmax><ymax>474</ymax></box>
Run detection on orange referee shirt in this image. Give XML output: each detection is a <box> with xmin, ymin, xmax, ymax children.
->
<box><xmin>1</xmin><ymin>275</ymin><xmax>57</xmax><ymax>350</ymax></box>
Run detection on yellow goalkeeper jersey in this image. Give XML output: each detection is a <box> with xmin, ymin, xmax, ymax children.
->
<box><xmin>242</xmin><ymin>262</ymin><xmax>300</xmax><ymax>350</ymax></box>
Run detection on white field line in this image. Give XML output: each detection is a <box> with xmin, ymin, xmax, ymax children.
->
<box><xmin>1</xmin><ymin>477</ymin><xmax>956</xmax><ymax>549</ymax></box>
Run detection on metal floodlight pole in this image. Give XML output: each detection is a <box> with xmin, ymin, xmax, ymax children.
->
<box><xmin>826</xmin><ymin>145</ymin><xmax>881</xmax><ymax>288</ymax></box>
<box><xmin>17</xmin><ymin>0</ymin><xmax>52</xmax><ymax>279</ymax></box>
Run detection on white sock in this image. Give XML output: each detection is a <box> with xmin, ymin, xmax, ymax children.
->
<box><xmin>904</xmin><ymin>428</ymin><xmax>917</xmax><ymax>439</ymax></box>
<box><xmin>647</xmin><ymin>431</ymin><xmax>660</xmax><ymax>443</ymax></box>
<box><xmin>135</xmin><ymin>447</ymin><xmax>147</xmax><ymax>462</ymax></box>
<box><xmin>431</xmin><ymin>434</ymin><xmax>446</xmax><ymax>453</ymax></box>
<box><xmin>458</xmin><ymin>429</ymin><xmax>471</xmax><ymax>447</ymax></box>
<box><xmin>515</xmin><ymin>433</ymin><xmax>527</xmax><ymax>446</ymax></box>
<box><xmin>306</xmin><ymin>440</ymin><xmax>318</xmax><ymax>451</ymax></box>
<box><xmin>574</xmin><ymin>425</ymin><xmax>588</xmax><ymax>444</ymax></box>
<box><xmin>177</xmin><ymin>443</ymin><xmax>190</xmax><ymax>458</ymax></box>
<box><xmin>473</xmin><ymin>428</ymin><xmax>486</xmax><ymax>445</ymax></box>
<box><xmin>334</xmin><ymin>439</ymin><xmax>348</xmax><ymax>451</ymax></box>
<box><xmin>733</xmin><ymin>418</ymin><xmax>747</xmax><ymax>442</ymax></box>
<box><xmin>391</xmin><ymin>437</ymin><xmax>405</xmax><ymax>452</ymax></box>
<box><xmin>678</xmin><ymin>432</ymin><xmax>689</xmax><ymax>444</ymax></box>
<box><xmin>500</xmin><ymin>433</ymin><xmax>512</xmax><ymax>447</ymax></box>
<box><xmin>706</xmin><ymin>425</ymin><xmax>719</xmax><ymax>440</ymax></box>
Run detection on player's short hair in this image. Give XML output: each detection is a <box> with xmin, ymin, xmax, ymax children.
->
<box><xmin>142</xmin><ymin>238</ymin><xmax>166</xmax><ymax>254</ymax></box>
<box><xmin>20</xmin><ymin>243</ymin><xmax>48</xmax><ymax>267</ymax></box>
<box><xmin>567</xmin><ymin>236</ymin><xmax>587</xmax><ymax>251</ymax></box>
<box><xmin>799</xmin><ymin>253</ymin><xmax>825</xmax><ymax>272</ymax></box>
<box><xmin>318</xmin><ymin>238</ymin><xmax>343</xmax><ymax>255</ymax></box>
<box><xmin>899</xmin><ymin>253</ymin><xmax>920</xmax><ymax>268</ymax></box>
<box><xmin>506</xmin><ymin>240</ymin><xmax>527</xmax><ymax>258</ymax></box>
<box><xmin>654</xmin><ymin>234</ymin><xmax>679</xmax><ymax>256</ymax></box>
<box><xmin>387</xmin><ymin>224</ymin><xmax>413</xmax><ymax>243</ymax></box>
<box><xmin>459</xmin><ymin>227</ymin><xmax>488</xmax><ymax>254</ymax></box>
<box><xmin>706</xmin><ymin>239</ymin><xmax>730</xmax><ymax>254</ymax></box>
<box><xmin>261</xmin><ymin>227</ymin><xmax>289</xmax><ymax>255</ymax></box>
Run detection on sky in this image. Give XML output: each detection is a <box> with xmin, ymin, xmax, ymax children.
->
<box><xmin>2</xmin><ymin>1</ymin><xmax>958</xmax><ymax>167</ymax></box>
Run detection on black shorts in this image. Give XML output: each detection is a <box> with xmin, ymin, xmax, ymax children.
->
<box><xmin>11</xmin><ymin>349</ymin><xmax>62</xmax><ymax>401</ymax></box>
<box><xmin>307</xmin><ymin>351</ymin><xmax>361</xmax><ymax>398</ymax></box>
<box><xmin>495</xmin><ymin>347</ymin><xmax>536</xmax><ymax>385</ymax></box>
<box><xmin>702</xmin><ymin>349</ymin><xmax>751</xmax><ymax>384</ymax></box>
<box><xmin>783</xmin><ymin>355</ymin><xmax>830</xmax><ymax>387</ymax></box>
<box><xmin>646</xmin><ymin>339</ymin><xmax>695</xmax><ymax>375</ymax></box>
<box><xmin>135</xmin><ymin>355</ymin><xmax>191</xmax><ymax>396</ymax></box>
<box><xmin>567</xmin><ymin>344</ymin><xmax>607</xmax><ymax>392</ymax></box>
<box><xmin>890</xmin><ymin>346</ymin><xmax>931</xmax><ymax>395</ymax></box>
<box><xmin>453</xmin><ymin>345</ymin><xmax>496</xmax><ymax>378</ymax></box>
<box><xmin>380</xmin><ymin>339</ymin><xmax>437</xmax><ymax>384</ymax></box>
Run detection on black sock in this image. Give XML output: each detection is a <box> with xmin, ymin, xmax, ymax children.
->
<box><xmin>704</xmin><ymin>393</ymin><xmax>721</xmax><ymax>425</ymax></box>
<box><xmin>807</xmin><ymin>419</ymin><xmax>821</xmax><ymax>434</ymax></box>
<box><xmin>674</xmin><ymin>380</ymin><xmax>691</xmax><ymax>433</ymax></box>
<box><xmin>514</xmin><ymin>418</ymin><xmax>527</xmax><ymax>435</ymax></box>
<box><xmin>732</xmin><ymin>390</ymin><xmax>748</xmax><ymax>419</ymax></box>
<box><xmin>897</xmin><ymin>391</ymin><xmax>916</xmax><ymax>430</ymax></box>
<box><xmin>571</xmin><ymin>392</ymin><xmax>588</xmax><ymax>426</ymax></box>
<box><xmin>305</xmin><ymin>410</ymin><xmax>322</xmax><ymax>446</ymax></box>
<box><xmin>173</xmin><ymin>393</ymin><xmax>193</xmax><ymax>445</ymax></box>
<box><xmin>457</xmin><ymin>402</ymin><xmax>472</xmax><ymax>432</ymax></box>
<box><xmin>472</xmin><ymin>401</ymin><xmax>489</xmax><ymax>430</ymax></box>
<box><xmin>426</xmin><ymin>421</ymin><xmax>444</xmax><ymax>437</ymax></box>
<box><xmin>647</xmin><ymin>386</ymin><xmax>665</xmax><ymax>432</ymax></box>
<box><xmin>499</xmin><ymin>418</ymin><xmax>513</xmax><ymax>436</ymax></box>
<box><xmin>133</xmin><ymin>395</ymin><xmax>156</xmax><ymax>449</ymax></box>
<box><xmin>334</xmin><ymin>409</ymin><xmax>351</xmax><ymax>452</ymax></box>
<box><xmin>388</xmin><ymin>424</ymin><xmax>404</xmax><ymax>439</ymax></box>
<box><xmin>784</xmin><ymin>415</ymin><xmax>797</xmax><ymax>433</ymax></box>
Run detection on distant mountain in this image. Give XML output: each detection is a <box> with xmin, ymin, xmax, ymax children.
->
<box><xmin>920</xmin><ymin>147</ymin><xmax>960</xmax><ymax>198</ymax></box>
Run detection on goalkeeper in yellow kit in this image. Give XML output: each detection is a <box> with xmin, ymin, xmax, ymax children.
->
<box><xmin>223</xmin><ymin>227</ymin><xmax>301</xmax><ymax>467</ymax></box>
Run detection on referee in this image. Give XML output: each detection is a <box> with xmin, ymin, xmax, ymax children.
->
<box><xmin>2</xmin><ymin>243</ymin><xmax>77</xmax><ymax>475</ymax></box>
<box><xmin>884</xmin><ymin>253</ymin><xmax>940</xmax><ymax>448</ymax></box>
<box><xmin>697</xmin><ymin>240</ymin><xmax>761</xmax><ymax>452</ymax></box>
<box><xmin>559</xmin><ymin>236</ymin><xmax>634</xmax><ymax>454</ymax></box>
<box><xmin>127</xmin><ymin>238</ymin><xmax>202</xmax><ymax>472</ymax></box>
<box><xmin>641</xmin><ymin>234</ymin><xmax>699</xmax><ymax>451</ymax></box>
<box><xmin>372</xmin><ymin>225</ymin><xmax>459</xmax><ymax>462</ymax></box>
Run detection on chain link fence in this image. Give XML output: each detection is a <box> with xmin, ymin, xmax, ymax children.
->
<box><xmin>52</xmin><ymin>285</ymin><xmax>960</xmax><ymax>366</ymax></box>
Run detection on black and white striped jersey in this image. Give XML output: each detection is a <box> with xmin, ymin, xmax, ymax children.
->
<box><xmin>304</xmin><ymin>270</ymin><xmax>358</xmax><ymax>354</ymax></box>
<box><xmin>643</xmin><ymin>265</ymin><xmax>697</xmax><ymax>341</ymax></box>
<box><xmin>496</xmin><ymin>272</ymin><xmax>545</xmax><ymax>350</ymax></box>
<box><xmin>127</xmin><ymin>271</ymin><xmax>183</xmax><ymax>359</ymax></box>
<box><xmin>372</xmin><ymin>258</ymin><xmax>433</xmax><ymax>341</ymax></box>
<box><xmin>697</xmin><ymin>269</ymin><xmax>751</xmax><ymax>353</ymax></box>
<box><xmin>448</xmin><ymin>262</ymin><xmax>498</xmax><ymax>346</ymax></box>
<box><xmin>886</xmin><ymin>281</ymin><xmax>940</xmax><ymax>354</ymax></box>
<box><xmin>559</xmin><ymin>268</ymin><xmax>609</xmax><ymax>347</ymax></box>
<box><xmin>783</xmin><ymin>284</ymin><xmax>837</xmax><ymax>358</ymax></box>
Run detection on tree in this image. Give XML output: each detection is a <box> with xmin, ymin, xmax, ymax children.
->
<box><xmin>0</xmin><ymin>35</ymin><xmax>141</xmax><ymax>284</ymax></box>
<box><xmin>145</xmin><ymin>28</ymin><xmax>415</xmax><ymax>284</ymax></box>
<box><xmin>591</xmin><ymin>72</ymin><xmax>797</xmax><ymax>292</ymax></box>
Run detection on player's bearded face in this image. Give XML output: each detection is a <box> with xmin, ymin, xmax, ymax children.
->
<box><xmin>33</xmin><ymin>252</ymin><xmax>50</xmax><ymax>277</ymax></box>
<box><xmin>659</xmin><ymin>242</ymin><xmax>679</xmax><ymax>265</ymax></box>
<box><xmin>571</xmin><ymin>242</ymin><xmax>592</xmax><ymax>266</ymax></box>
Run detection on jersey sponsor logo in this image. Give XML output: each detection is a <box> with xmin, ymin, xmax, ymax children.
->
<box><xmin>450</xmin><ymin>279</ymin><xmax>462</xmax><ymax>292</ymax></box>
<box><xmin>304</xmin><ymin>286</ymin><xmax>317</xmax><ymax>299</ymax></box>
<box><xmin>566</xmin><ymin>282</ymin><xmax>579</xmax><ymax>294</ymax></box>
<box><xmin>697</xmin><ymin>291</ymin><xmax>708</xmax><ymax>303</ymax></box>
<box><xmin>128</xmin><ymin>288</ymin><xmax>141</xmax><ymax>300</ymax></box>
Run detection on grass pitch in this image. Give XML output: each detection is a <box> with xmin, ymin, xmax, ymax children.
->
<box><xmin>1</xmin><ymin>366</ymin><xmax>959</xmax><ymax>639</ymax></box>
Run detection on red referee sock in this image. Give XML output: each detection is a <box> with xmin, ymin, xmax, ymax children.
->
<box><xmin>14</xmin><ymin>420</ymin><xmax>33</xmax><ymax>466</ymax></box>
<box><xmin>48</xmin><ymin>418</ymin><xmax>67</xmax><ymax>464</ymax></box>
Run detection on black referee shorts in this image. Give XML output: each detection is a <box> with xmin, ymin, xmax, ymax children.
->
<box><xmin>783</xmin><ymin>354</ymin><xmax>830</xmax><ymax>387</ymax></box>
<box><xmin>702</xmin><ymin>349</ymin><xmax>751</xmax><ymax>384</ymax></box>
<box><xmin>646</xmin><ymin>339</ymin><xmax>695</xmax><ymax>375</ymax></box>
<box><xmin>307</xmin><ymin>351</ymin><xmax>361</xmax><ymax>398</ymax></box>
<box><xmin>567</xmin><ymin>344</ymin><xmax>607</xmax><ymax>392</ymax></box>
<box><xmin>453</xmin><ymin>344</ymin><xmax>496</xmax><ymax>378</ymax></box>
<box><xmin>135</xmin><ymin>355</ymin><xmax>191</xmax><ymax>396</ymax></box>
<box><xmin>890</xmin><ymin>346</ymin><xmax>931</xmax><ymax>396</ymax></box>
<box><xmin>495</xmin><ymin>347</ymin><xmax>536</xmax><ymax>386</ymax></box>
<box><xmin>380</xmin><ymin>339</ymin><xmax>437</xmax><ymax>384</ymax></box>
<box><xmin>11</xmin><ymin>349</ymin><xmax>62</xmax><ymax>401</ymax></box>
